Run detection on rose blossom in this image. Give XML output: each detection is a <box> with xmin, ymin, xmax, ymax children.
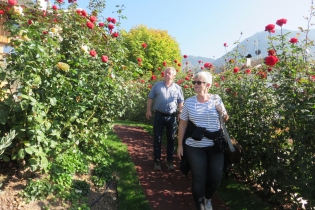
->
<box><xmin>27</xmin><ymin>19</ymin><xmax>33</xmax><ymax>25</ymax></box>
<box><xmin>268</xmin><ymin>49</ymin><xmax>276</xmax><ymax>56</ymax></box>
<box><xmin>86</xmin><ymin>21</ymin><xmax>94</xmax><ymax>29</ymax></box>
<box><xmin>108</xmin><ymin>24</ymin><xmax>114</xmax><ymax>30</ymax></box>
<box><xmin>276</xmin><ymin>18</ymin><xmax>287</xmax><ymax>27</ymax></box>
<box><xmin>110</xmin><ymin>18</ymin><xmax>116</xmax><ymax>24</ymax></box>
<box><xmin>163</xmin><ymin>61</ymin><xmax>166</xmax><ymax>66</ymax></box>
<box><xmin>265</xmin><ymin>55</ymin><xmax>279</xmax><ymax>67</ymax></box>
<box><xmin>183</xmin><ymin>55</ymin><xmax>187</xmax><ymax>58</ymax></box>
<box><xmin>89</xmin><ymin>50</ymin><xmax>97</xmax><ymax>57</ymax></box>
<box><xmin>223</xmin><ymin>43</ymin><xmax>228</xmax><ymax>47</ymax></box>
<box><xmin>233</xmin><ymin>67</ymin><xmax>239</xmax><ymax>73</ymax></box>
<box><xmin>0</xmin><ymin>10</ymin><xmax>4</xmax><ymax>15</ymax></box>
<box><xmin>101</xmin><ymin>55</ymin><xmax>108</xmax><ymax>63</ymax></box>
<box><xmin>57</xmin><ymin>0</ymin><xmax>64</xmax><ymax>3</ymax></box>
<box><xmin>98</xmin><ymin>22</ymin><xmax>104</xmax><ymax>27</ymax></box>
<box><xmin>89</xmin><ymin>16</ymin><xmax>97</xmax><ymax>23</ymax></box>
<box><xmin>289</xmin><ymin>37</ymin><xmax>298</xmax><ymax>44</ymax></box>
<box><xmin>137</xmin><ymin>58</ymin><xmax>142</xmax><ymax>62</ymax></box>
<box><xmin>52</xmin><ymin>5</ymin><xmax>58</xmax><ymax>10</ymax></box>
<box><xmin>245</xmin><ymin>69</ymin><xmax>251</xmax><ymax>74</ymax></box>
<box><xmin>106</xmin><ymin>17</ymin><xmax>112</xmax><ymax>22</ymax></box>
<box><xmin>111</xmin><ymin>32</ymin><xmax>119</xmax><ymax>37</ymax></box>
<box><xmin>204</xmin><ymin>62</ymin><xmax>213</xmax><ymax>69</ymax></box>
<box><xmin>174</xmin><ymin>60</ymin><xmax>178</xmax><ymax>63</ymax></box>
<box><xmin>8</xmin><ymin>0</ymin><xmax>17</xmax><ymax>6</ymax></box>
<box><xmin>142</xmin><ymin>43</ymin><xmax>147</xmax><ymax>48</ymax></box>
<box><xmin>265</xmin><ymin>24</ymin><xmax>275</xmax><ymax>33</ymax></box>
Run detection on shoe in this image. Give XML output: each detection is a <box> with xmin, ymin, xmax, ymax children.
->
<box><xmin>166</xmin><ymin>161</ymin><xmax>175</xmax><ymax>171</ymax></box>
<box><xmin>205</xmin><ymin>199</ymin><xmax>213</xmax><ymax>210</ymax></box>
<box><xmin>154</xmin><ymin>161</ymin><xmax>161</xmax><ymax>171</ymax></box>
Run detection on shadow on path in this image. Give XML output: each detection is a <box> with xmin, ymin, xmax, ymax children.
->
<box><xmin>114</xmin><ymin>125</ymin><xmax>229</xmax><ymax>210</ymax></box>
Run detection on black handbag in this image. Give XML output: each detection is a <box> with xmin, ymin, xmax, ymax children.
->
<box><xmin>191</xmin><ymin>127</ymin><xmax>206</xmax><ymax>141</ymax></box>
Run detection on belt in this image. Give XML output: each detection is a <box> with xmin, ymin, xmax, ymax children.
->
<box><xmin>155</xmin><ymin>111</ymin><xmax>176</xmax><ymax>116</ymax></box>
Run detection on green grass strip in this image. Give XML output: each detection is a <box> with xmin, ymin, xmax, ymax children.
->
<box><xmin>106</xmin><ymin>125</ymin><xmax>151</xmax><ymax>210</ymax></box>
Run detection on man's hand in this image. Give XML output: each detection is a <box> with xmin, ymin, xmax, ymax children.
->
<box><xmin>146</xmin><ymin>110</ymin><xmax>152</xmax><ymax>120</ymax></box>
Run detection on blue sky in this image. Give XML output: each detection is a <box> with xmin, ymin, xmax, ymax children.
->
<box><xmin>73</xmin><ymin>0</ymin><xmax>313</xmax><ymax>58</ymax></box>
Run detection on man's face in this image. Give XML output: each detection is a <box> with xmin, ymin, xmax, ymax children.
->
<box><xmin>164</xmin><ymin>69</ymin><xmax>175</xmax><ymax>82</ymax></box>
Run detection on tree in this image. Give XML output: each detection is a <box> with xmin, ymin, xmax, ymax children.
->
<box><xmin>121</xmin><ymin>25</ymin><xmax>181</xmax><ymax>80</ymax></box>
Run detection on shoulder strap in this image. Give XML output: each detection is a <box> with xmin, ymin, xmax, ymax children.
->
<box><xmin>219</xmin><ymin>115</ymin><xmax>235</xmax><ymax>152</ymax></box>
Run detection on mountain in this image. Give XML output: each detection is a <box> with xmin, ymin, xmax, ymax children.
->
<box><xmin>185</xmin><ymin>29</ymin><xmax>315</xmax><ymax>67</ymax></box>
<box><xmin>182</xmin><ymin>55</ymin><xmax>215</xmax><ymax>67</ymax></box>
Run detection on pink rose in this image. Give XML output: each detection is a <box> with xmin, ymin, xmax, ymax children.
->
<box><xmin>276</xmin><ymin>18</ymin><xmax>287</xmax><ymax>27</ymax></box>
<box><xmin>265</xmin><ymin>55</ymin><xmax>279</xmax><ymax>67</ymax></box>
<box><xmin>101</xmin><ymin>55</ymin><xmax>108</xmax><ymax>63</ymax></box>
<box><xmin>89</xmin><ymin>16</ymin><xmax>97</xmax><ymax>23</ymax></box>
<box><xmin>265</xmin><ymin>24</ymin><xmax>275</xmax><ymax>33</ymax></box>
<box><xmin>86</xmin><ymin>22</ymin><xmax>94</xmax><ymax>29</ymax></box>
<box><xmin>204</xmin><ymin>62</ymin><xmax>213</xmax><ymax>69</ymax></box>
<box><xmin>90</xmin><ymin>50</ymin><xmax>97</xmax><ymax>57</ymax></box>
<box><xmin>8</xmin><ymin>0</ymin><xmax>17</xmax><ymax>6</ymax></box>
<box><xmin>289</xmin><ymin>37</ymin><xmax>298</xmax><ymax>44</ymax></box>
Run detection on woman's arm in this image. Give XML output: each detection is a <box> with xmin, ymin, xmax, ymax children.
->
<box><xmin>177</xmin><ymin>119</ymin><xmax>188</xmax><ymax>160</ymax></box>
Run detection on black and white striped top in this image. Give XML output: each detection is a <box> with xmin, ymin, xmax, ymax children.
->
<box><xmin>180</xmin><ymin>94</ymin><xmax>227</xmax><ymax>148</ymax></box>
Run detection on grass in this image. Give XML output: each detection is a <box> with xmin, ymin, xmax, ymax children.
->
<box><xmin>106</xmin><ymin>121</ymin><xmax>151</xmax><ymax>210</ymax></box>
<box><xmin>110</xmin><ymin>119</ymin><xmax>273</xmax><ymax>210</ymax></box>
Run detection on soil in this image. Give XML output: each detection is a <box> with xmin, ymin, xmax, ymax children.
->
<box><xmin>0</xmin><ymin>160</ymin><xmax>118</xmax><ymax>210</ymax></box>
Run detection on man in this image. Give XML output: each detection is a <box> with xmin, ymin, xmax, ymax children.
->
<box><xmin>146</xmin><ymin>67</ymin><xmax>184</xmax><ymax>171</ymax></box>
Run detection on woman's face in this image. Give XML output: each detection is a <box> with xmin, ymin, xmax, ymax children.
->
<box><xmin>193</xmin><ymin>76</ymin><xmax>208</xmax><ymax>94</ymax></box>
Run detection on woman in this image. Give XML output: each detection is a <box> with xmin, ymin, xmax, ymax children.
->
<box><xmin>177</xmin><ymin>71</ymin><xmax>229</xmax><ymax>210</ymax></box>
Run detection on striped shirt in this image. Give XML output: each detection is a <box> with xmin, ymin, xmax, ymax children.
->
<box><xmin>180</xmin><ymin>94</ymin><xmax>227</xmax><ymax>148</ymax></box>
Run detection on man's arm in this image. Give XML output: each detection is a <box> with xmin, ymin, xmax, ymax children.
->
<box><xmin>146</xmin><ymin>98</ymin><xmax>153</xmax><ymax>120</ymax></box>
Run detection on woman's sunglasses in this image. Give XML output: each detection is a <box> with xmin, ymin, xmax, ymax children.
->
<box><xmin>192</xmin><ymin>81</ymin><xmax>206</xmax><ymax>85</ymax></box>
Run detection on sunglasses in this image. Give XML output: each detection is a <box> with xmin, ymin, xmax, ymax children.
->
<box><xmin>192</xmin><ymin>81</ymin><xmax>206</xmax><ymax>85</ymax></box>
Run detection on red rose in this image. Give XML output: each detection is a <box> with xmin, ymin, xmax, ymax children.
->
<box><xmin>223</xmin><ymin>43</ymin><xmax>228</xmax><ymax>47</ymax></box>
<box><xmin>178</xmin><ymin>63</ymin><xmax>181</xmax><ymax>67</ymax></box>
<box><xmin>214</xmin><ymin>82</ymin><xmax>219</xmax><ymax>87</ymax></box>
<box><xmin>268</xmin><ymin>49</ymin><xmax>276</xmax><ymax>56</ymax></box>
<box><xmin>204</xmin><ymin>62</ymin><xmax>213</xmax><ymax>69</ymax></box>
<box><xmin>81</xmin><ymin>10</ymin><xmax>87</xmax><ymax>17</ymax></box>
<box><xmin>183</xmin><ymin>55</ymin><xmax>187</xmax><ymax>58</ymax></box>
<box><xmin>198</xmin><ymin>60</ymin><xmax>202</xmax><ymax>64</ymax></box>
<box><xmin>163</xmin><ymin>61</ymin><xmax>166</xmax><ymax>66</ymax></box>
<box><xmin>265</xmin><ymin>55</ymin><xmax>279</xmax><ymax>67</ymax></box>
<box><xmin>52</xmin><ymin>5</ymin><xmax>58</xmax><ymax>10</ymax></box>
<box><xmin>148</xmin><ymin>84</ymin><xmax>152</xmax><ymax>89</ymax></box>
<box><xmin>174</xmin><ymin>60</ymin><xmax>178</xmax><ymax>63</ymax></box>
<box><xmin>8</xmin><ymin>0</ymin><xmax>17</xmax><ymax>6</ymax></box>
<box><xmin>140</xmin><ymin>79</ymin><xmax>145</xmax><ymax>83</ymax></box>
<box><xmin>101</xmin><ymin>55</ymin><xmax>108</xmax><ymax>63</ymax></box>
<box><xmin>43</xmin><ymin>30</ymin><xmax>48</xmax><ymax>35</ymax></box>
<box><xmin>89</xmin><ymin>16</ymin><xmax>97</xmax><ymax>23</ymax></box>
<box><xmin>221</xmin><ymin>76</ymin><xmax>225</xmax><ymax>81</ymax></box>
<box><xmin>142</xmin><ymin>43</ymin><xmax>147</xmax><ymax>48</ymax></box>
<box><xmin>245</xmin><ymin>69</ymin><xmax>251</xmax><ymax>74</ymax></box>
<box><xmin>267</xmin><ymin>67</ymin><xmax>272</xmax><ymax>72</ymax></box>
<box><xmin>76</xmin><ymin>9</ymin><xmax>81</xmax><ymax>15</ymax></box>
<box><xmin>161</xmin><ymin>72</ymin><xmax>165</xmax><ymax>77</ymax></box>
<box><xmin>111</xmin><ymin>32</ymin><xmax>119</xmax><ymax>38</ymax></box>
<box><xmin>108</xmin><ymin>24</ymin><xmax>114</xmax><ymax>30</ymax></box>
<box><xmin>106</xmin><ymin>17</ymin><xmax>112</xmax><ymax>22</ymax></box>
<box><xmin>53</xmin><ymin>18</ymin><xmax>58</xmax><ymax>23</ymax></box>
<box><xmin>185</xmin><ymin>76</ymin><xmax>190</xmax><ymax>81</ymax></box>
<box><xmin>158</xmin><ymin>67</ymin><xmax>161</xmax><ymax>70</ymax></box>
<box><xmin>151</xmin><ymin>75</ymin><xmax>157</xmax><ymax>80</ymax></box>
<box><xmin>86</xmin><ymin>22</ymin><xmax>94</xmax><ymax>29</ymax></box>
<box><xmin>98</xmin><ymin>22</ymin><xmax>104</xmax><ymax>27</ymax></box>
<box><xmin>185</xmin><ymin>61</ymin><xmax>188</xmax><ymax>65</ymax></box>
<box><xmin>42</xmin><ymin>10</ymin><xmax>47</xmax><ymax>17</ymax></box>
<box><xmin>289</xmin><ymin>37</ymin><xmax>298</xmax><ymax>44</ymax></box>
<box><xmin>276</xmin><ymin>18</ymin><xmax>287</xmax><ymax>27</ymax></box>
<box><xmin>137</xmin><ymin>58</ymin><xmax>142</xmax><ymax>62</ymax></box>
<box><xmin>110</xmin><ymin>18</ymin><xmax>116</xmax><ymax>24</ymax></box>
<box><xmin>0</xmin><ymin>10</ymin><xmax>4</xmax><ymax>15</ymax></box>
<box><xmin>90</xmin><ymin>50</ymin><xmax>97</xmax><ymax>57</ymax></box>
<box><xmin>200</xmin><ymin>67</ymin><xmax>204</xmax><ymax>70</ymax></box>
<box><xmin>28</xmin><ymin>19</ymin><xmax>33</xmax><ymax>25</ymax></box>
<box><xmin>265</xmin><ymin>24</ymin><xmax>275</xmax><ymax>33</ymax></box>
<box><xmin>184</xmin><ymin>85</ymin><xmax>188</xmax><ymax>89</ymax></box>
<box><xmin>310</xmin><ymin>75</ymin><xmax>315</xmax><ymax>82</ymax></box>
<box><xmin>57</xmin><ymin>0</ymin><xmax>64</xmax><ymax>3</ymax></box>
<box><xmin>233</xmin><ymin>67</ymin><xmax>239</xmax><ymax>73</ymax></box>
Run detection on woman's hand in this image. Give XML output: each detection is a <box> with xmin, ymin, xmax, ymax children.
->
<box><xmin>216</xmin><ymin>104</ymin><xmax>229</xmax><ymax>122</ymax></box>
<box><xmin>177</xmin><ymin>145</ymin><xmax>183</xmax><ymax>160</ymax></box>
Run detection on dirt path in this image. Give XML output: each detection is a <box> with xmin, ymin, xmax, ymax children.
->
<box><xmin>114</xmin><ymin>125</ymin><xmax>229</xmax><ymax>210</ymax></box>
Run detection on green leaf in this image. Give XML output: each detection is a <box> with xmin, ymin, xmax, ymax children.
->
<box><xmin>2</xmin><ymin>154</ymin><xmax>10</xmax><ymax>162</ymax></box>
<box><xmin>25</xmin><ymin>147</ymin><xmax>34</xmax><ymax>155</ymax></box>
<box><xmin>18</xmin><ymin>148</ymin><xmax>25</xmax><ymax>159</ymax></box>
<box><xmin>49</xmin><ymin>97</ymin><xmax>57</xmax><ymax>106</ymax></box>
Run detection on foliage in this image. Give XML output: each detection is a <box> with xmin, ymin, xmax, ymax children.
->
<box><xmin>0</xmin><ymin>130</ymin><xmax>16</xmax><ymax>157</ymax></box>
<box><xmin>91</xmin><ymin>164</ymin><xmax>113</xmax><ymax>187</ymax></box>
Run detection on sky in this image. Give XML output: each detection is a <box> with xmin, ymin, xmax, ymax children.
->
<box><xmin>72</xmin><ymin>0</ymin><xmax>313</xmax><ymax>58</ymax></box>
